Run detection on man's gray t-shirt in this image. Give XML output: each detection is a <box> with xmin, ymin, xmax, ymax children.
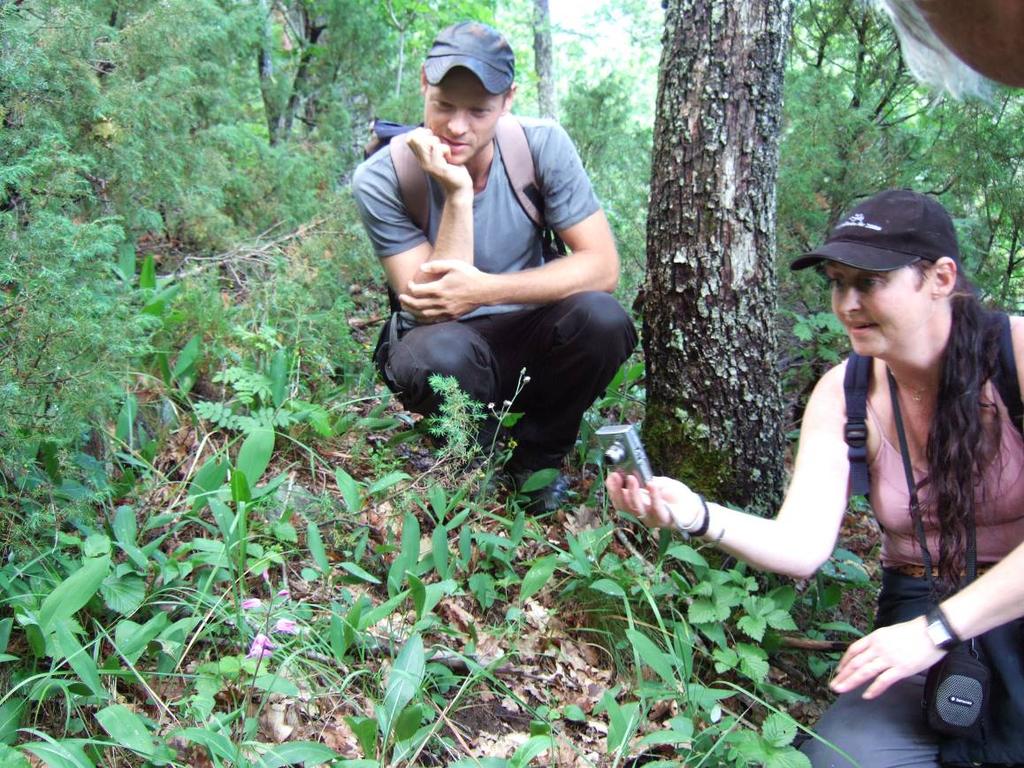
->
<box><xmin>351</xmin><ymin>117</ymin><xmax>600</xmax><ymax>319</ymax></box>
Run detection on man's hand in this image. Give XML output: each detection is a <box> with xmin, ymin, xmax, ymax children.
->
<box><xmin>830</xmin><ymin>617</ymin><xmax>946</xmax><ymax>699</ymax></box>
<box><xmin>405</xmin><ymin>128</ymin><xmax>472</xmax><ymax>197</ymax></box>
<box><xmin>399</xmin><ymin>259</ymin><xmax>492</xmax><ymax>323</ymax></box>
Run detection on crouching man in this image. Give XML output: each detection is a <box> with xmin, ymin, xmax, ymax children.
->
<box><xmin>352</xmin><ymin>21</ymin><xmax>637</xmax><ymax>511</ymax></box>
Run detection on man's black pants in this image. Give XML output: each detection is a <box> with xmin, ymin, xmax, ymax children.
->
<box><xmin>374</xmin><ymin>291</ymin><xmax>638</xmax><ymax>472</ymax></box>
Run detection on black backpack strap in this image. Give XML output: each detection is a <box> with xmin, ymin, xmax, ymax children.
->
<box><xmin>844</xmin><ymin>353</ymin><xmax>872</xmax><ymax>498</ymax></box>
<box><xmin>993</xmin><ymin>312</ymin><xmax>1024</xmax><ymax>437</ymax></box>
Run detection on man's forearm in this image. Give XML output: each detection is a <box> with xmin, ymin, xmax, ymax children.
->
<box><xmin>429</xmin><ymin>190</ymin><xmax>474</xmax><ymax>265</ymax></box>
<box><xmin>479</xmin><ymin>250</ymin><xmax>618</xmax><ymax>306</ymax></box>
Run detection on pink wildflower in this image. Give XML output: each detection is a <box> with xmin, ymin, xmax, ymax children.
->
<box><xmin>241</xmin><ymin>598</ymin><xmax>262</xmax><ymax>610</ymax></box>
<box><xmin>276</xmin><ymin>589</ymin><xmax>290</xmax><ymax>599</ymax></box>
<box><xmin>247</xmin><ymin>633</ymin><xmax>275</xmax><ymax>659</ymax></box>
<box><xmin>273</xmin><ymin>618</ymin><xmax>299</xmax><ymax>635</ymax></box>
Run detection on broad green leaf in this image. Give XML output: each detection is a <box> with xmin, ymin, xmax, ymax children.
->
<box><xmin>138</xmin><ymin>254</ymin><xmax>156</xmax><ymax>289</ymax></box>
<box><xmin>235</xmin><ymin>427</ymin><xmax>275</xmax><ymax>486</ymax></box>
<box><xmin>253</xmin><ymin>675</ymin><xmax>301</xmax><ymax>696</ymax></box>
<box><xmin>95</xmin><ymin>704</ymin><xmax>154</xmax><ymax>756</ymax></box>
<box><xmin>392</xmin><ymin>702</ymin><xmax>425</xmax><ymax>743</ymax></box>
<box><xmin>38</xmin><ymin>556</ymin><xmax>111</xmax><ymax>635</ymax></box>
<box><xmin>53</xmin><ymin>623</ymin><xmax>105</xmax><ymax>700</ymax></box>
<box><xmin>272</xmin><ymin>522</ymin><xmax>297</xmax><ymax>543</ymax></box>
<box><xmin>0</xmin><ymin>617</ymin><xmax>12</xmax><ymax>653</ymax></box>
<box><xmin>209</xmin><ymin>497</ymin><xmax>236</xmax><ymax>543</ymax></box>
<box><xmin>116</xmin><ymin>242</ymin><xmax>136</xmax><ymax>283</ymax></box>
<box><xmin>82</xmin><ymin>534</ymin><xmax>111</xmax><ymax>558</ymax></box>
<box><xmin>358</xmin><ymin>591</ymin><xmax>409</xmax><ymax>630</ymax></box>
<box><xmin>269</xmin><ymin>348</ymin><xmax>288</xmax><ymax>407</ymax></box>
<box><xmin>638</xmin><ymin>725</ymin><xmax>694</xmax><ymax>747</ymax></box>
<box><xmin>762</xmin><ymin>712</ymin><xmax>799</xmax><ymax>748</ymax></box>
<box><xmin>100</xmin><ymin>574</ymin><xmax>146</xmax><ymax>615</ymax></box>
<box><xmin>115</xmin><ymin>395</ymin><xmax>137</xmax><ymax>447</ymax></box>
<box><xmin>169</xmin><ymin>727</ymin><xmax>237</xmax><ymax>761</ymax></box>
<box><xmin>605</xmin><ymin>698</ymin><xmax>640</xmax><ymax>754</ymax></box>
<box><xmin>344</xmin><ymin>716</ymin><xmax>378</xmax><ymax>761</ymax></box>
<box><xmin>588</xmin><ymin>578</ymin><xmax>625</xmax><ymax>598</ymax></box>
<box><xmin>625</xmin><ymin>629</ymin><xmax>678</xmax><ymax>688</ymax></box>
<box><xmin>518</xmin><ymin>468</ymin><xmax>559</xmax><ymax>494</ymax></box>
<box><xmin>380</xmin><ymin>634</ymin><xmax>425</xmax><ymax>741</ymax></box>
<box><xmin>765</xmin><ymin>748</ymin><xmax>813</xmax><ymax>768</ymax></box>
<box><xmin>113</xmin><ymin>613</ymin><xmax>170</xmax><ymax>665</ymax></box>
<box><xmin>736</xmin><ymin>643</ymin><xmax>770</xmax><ymax>683</ymax></box>
<box><xmin>329</xmin><ymin>611</ymin><xmax>351</xmax><ymax>662</ymax></box>
<box><xmin>421</xmin><ymin>580</ymin><xmax>456</xmax><ymax>617</ymax></box>
<box><xmin>468</xmin><ymin>572</ymin><xmax>497</xmax><ymax>610</ymax></box>
<box><xmin>737</xmin><ymin>614</ymin><xmax>767</xmax><ymax>642</ymax></box>
<box><xmin>688</xmin><ymin>598</ymin><xmax>726</xmax><ymax>625</ymax></box>
<box><xmin>257</xmin><ymin>742</ymin><xmax>339</xmax><ymax>768</ymax></box>
<box><xmin>666</xmin><ymin>543</ymin><xmax>709</xmax><ymax>569</ymax></box>
<box><xmin>562</xmin><ymin>704</ymin><xmax>586</xmax><ymax>722</ymax></box>
<box><xmin>0</xmin><ymin>697</ymin><xmax>25</xmax><ymax>745</ymax></box>
<box><xmin>339</xmin><ymin>561</ymin><xmax>381</xmax><ymax>585</ymax></box>
<box><xmin>188</xmin><ymin>454</ymin><xmax>229</xmax><ymax>511</ymax></box>
<box><xmin>335</xmin><ymin>467</ymin><xmax>363</xmax><ymax>514</ymax></box>
<box><xmin>0</xmin><ymin>744</ymin><xmax>29</xmax><ymax>767</ymax></box>
<box><xmin>510</xmin><ymin>734</ymin><xmax>554</xmax><ymax>768</ymax></box>
<box><xmin>408</xmin><ymin>573</ymin><xmax>426</xmax><ymax>620</ymax></box>
<box><xmin>141</xmin><ymin>282</ymin><xmax>181</xmax><ymax>316</ymax></box>
<box><xmin>172</xmin><ymin>335</ymin><xmax>201</xmax><ymax>392</ymax></box>
<box><xmin>519</xmin><ymin>556</ymin><xmax>557</xmax><ymax>602</ymax></box>
<box><xmin>367</xmin><ymin>471</ymin><xmax>411</xmax><ymax>497</ymax></box>
<box><xmin>23</xmin><ymin>739</ymin><xmax>95</xmax><ymax>768</ymax></box>
<box><xmin>307</xmin><ymin>521</ymin><xmax>329</xmax><ymax>572</ymax></box>
<box><xmin>231</xmin><ymin>468</ymin><xmax>251</xmax><ymax>503</ymax></box>
<box><xmin>431</xmin><ymin>524</ymin><xmax>450</xmax><ymax>580</ymax></box>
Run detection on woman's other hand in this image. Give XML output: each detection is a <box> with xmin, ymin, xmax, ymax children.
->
<box><xmin>830</xmin><ymin>616</ymin><xmax>945</xmax><ymax>699</ymax></box>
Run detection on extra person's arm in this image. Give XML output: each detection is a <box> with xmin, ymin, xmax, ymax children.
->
<box><xmin>608</xmin><ymin>363</ymin><xmax>852</xmax><ymax>579</ymax></box>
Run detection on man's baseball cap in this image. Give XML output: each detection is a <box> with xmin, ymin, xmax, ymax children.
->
<box><xmin>423</xmin><ymin>21</ymin><xmax>515</xmax><ymax>94</ymax></box>
<box><xmin>790</xmin><ymin>189</ymin><xmax>961</xmax><ymax>271</ymax></box>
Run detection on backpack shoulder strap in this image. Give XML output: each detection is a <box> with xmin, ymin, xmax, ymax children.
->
<box><xmin>494</xmin><ymin>116</ymin><xmax>544</xmax><ymax>228</ymax></box>
<box><xmin>844</xmin><ymin>353</ymin><xmax>872</xmax><ymax>498</ymax></box>
<box><xmin>388</xmin><ymin>133</ymin><xmax>430</xmax><ymax>234</ymax></box>
<box><xmin>993</xmin><ymin>312</ymin><xmax>1024</xmax><ymax>437</ymax></box>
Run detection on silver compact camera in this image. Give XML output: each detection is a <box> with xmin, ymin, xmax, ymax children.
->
<box><xmin>595</xmin><ymin>424</ymin><xmax>653</xmax><ymax>484</ymax></box>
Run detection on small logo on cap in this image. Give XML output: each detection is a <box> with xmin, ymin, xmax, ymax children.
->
<box><xmin>837</xmin><ymin>213</ymin><xmax>882</xmax><ymax>231</ymax></box>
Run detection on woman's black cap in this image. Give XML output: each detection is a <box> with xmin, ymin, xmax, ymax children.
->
<box><xmin>790</xmin><ymin>189</ymin><xmax>961</xmax><ymax>272</ymax></box>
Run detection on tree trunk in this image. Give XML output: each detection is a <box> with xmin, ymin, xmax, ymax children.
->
<box><xmin>643</xmin><ymin>0</ymin><xmax>792</xmax><ymax>512</ymax></box>
<box><xmin>532</xmin><ymin>0</ymin><xmax>556</xmax><ymax>119</ymax></box>
<box><xmin>257</xmin><ymin>0</ymin><xmax>282</xmax><ymax>145</ymax></box>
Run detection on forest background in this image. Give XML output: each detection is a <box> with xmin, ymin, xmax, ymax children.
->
<box><xmin>2</xmin><ymin>0</ymin><xmax>1024</xmax><ymax>766</ymax></box>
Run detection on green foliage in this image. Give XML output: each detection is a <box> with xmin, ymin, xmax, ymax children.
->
<box><xmin>561</xmin><ymin>72</ymin><xmax>653</xmax><ymax>299</ymax></box>
<box><xmin>426</xmin><ymin>373</ymin><xmax>487</xmax><ymax>464</ymax></box>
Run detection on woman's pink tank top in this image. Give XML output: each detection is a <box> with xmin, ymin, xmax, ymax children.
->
<box><xmin>867</xmin><ymin>395</ymin><xmax>1024</xmax><ymax>567</ymax></box>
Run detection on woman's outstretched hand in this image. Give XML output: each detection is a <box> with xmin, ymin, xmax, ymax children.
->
<box><xmin>605</xmin><ymin>473</ymin><xmax>704</xmax><ymax>531</ymax></box>
<box><xmin>830</xmin><ymin>616</ymin><xmax>946</xmax><ymax>698</ymax></box>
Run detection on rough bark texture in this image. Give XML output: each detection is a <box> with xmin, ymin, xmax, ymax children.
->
<box><xmin>644</xmin><ymin>0</ymin><xmax>792</xmax><ymax>512</ymax></box>
<box><xmin>532</xmin><ymin>0</ymin><xmax>556</xmax><ymax>120</ymax></box>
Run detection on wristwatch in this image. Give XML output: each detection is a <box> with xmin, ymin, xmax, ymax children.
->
<box><xmin>925</xmin><ymin>606</ymin><xmax>961</xmax><ymax>650</ymax></box>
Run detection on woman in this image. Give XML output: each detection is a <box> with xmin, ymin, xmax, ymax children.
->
<box><xmin>608</xmin><ymin>189</ymin><xmax>1024</xmax><ymax>767</ymax></box>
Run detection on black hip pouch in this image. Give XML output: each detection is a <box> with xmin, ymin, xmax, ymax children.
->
<box><xmin>924</xmin><ymin>643</ymin><xmax>990</xmax><ymax>740</ymax></box>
